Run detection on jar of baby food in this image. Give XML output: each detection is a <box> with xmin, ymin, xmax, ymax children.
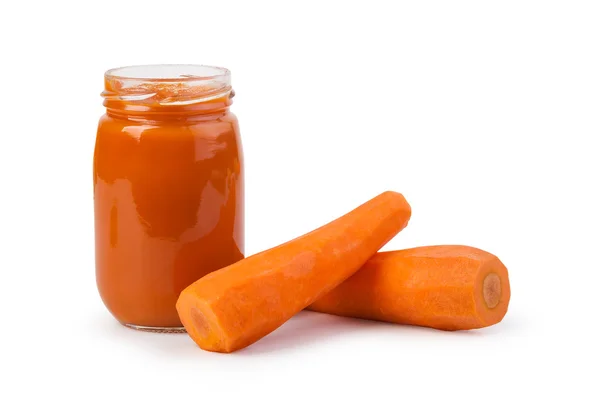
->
<box><xmin>94</xmin><ymin>65</ymin><xmax>244</xmax><ymax>331</ymax></box>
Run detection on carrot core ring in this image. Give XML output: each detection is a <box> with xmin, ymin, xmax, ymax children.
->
<box><xmin>483</xmin><ymin>273</ymin><xmax>501</xmax><ymax>309</ymax></box>
<box><xmin>190</xmin><ymin>307</ymin><xmax>210</xmax><ymax>339</ymax></box>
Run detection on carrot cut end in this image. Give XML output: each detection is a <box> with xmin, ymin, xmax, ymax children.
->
<box><xmin>190</xmin><ymin>307</ymin><xmax>211</xmax><ymax>340</ymax></box>
<box><xmin>473</xmin><ymin>255</ymin><xmax>510</xmax><ymax>328</ymax></box>
<box><xmin>177</xmin><ymin>293</ymin><xmax>229</xmax><ymax>353</ymax></box>
<box><xmin>483</xmin><ymin>272</ymin><xmax>501</xmax><ymax>309</ymax></box>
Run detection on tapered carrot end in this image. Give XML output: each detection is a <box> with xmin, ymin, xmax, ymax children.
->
<box><xmin>382</xmin><ymin>191</ymin><xmax>411</xmax><ymax>218</ymax></box>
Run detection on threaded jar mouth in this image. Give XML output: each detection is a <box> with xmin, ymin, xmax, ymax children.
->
<box><xmin>103</xmin><ymin>64</ymin><xmax>232</xmax><ymax>106</ymax></box>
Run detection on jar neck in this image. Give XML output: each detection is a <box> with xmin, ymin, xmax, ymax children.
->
<box><xmin>102</xmin><ymin>64</ymin><xmax>233</xmax><ymax>121</ymax></box>
<box><xmin>104</xmin><ymin>92</ymin><xmax>234</xmax><ymax>122</ymax></box>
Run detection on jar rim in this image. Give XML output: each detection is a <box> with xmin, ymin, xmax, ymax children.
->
<box><xmin>105</xmin><ymin>64</ymin><xmax>231</xmax><ymax>83</ymax></box>
<box><xmin>103</xmin><ymin>64</ymin><xmax>233</xmax><ymax>109</ymax></box>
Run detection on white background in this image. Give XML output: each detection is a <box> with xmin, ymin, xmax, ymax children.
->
<box><xmin>1</xmin><ymin>0</ymin><xmax>599</xmax><ymax>398</ymax></box>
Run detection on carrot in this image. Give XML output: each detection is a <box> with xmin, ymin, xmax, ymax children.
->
<box><xmin>176</xmin><ymin>191</ymin><xmax>411</xmax><ymax>352</ymax></box>
<box><xmin>308</xmin><ymin>245</ymin><xmax>510</xmax><ymax>330</ymax></box>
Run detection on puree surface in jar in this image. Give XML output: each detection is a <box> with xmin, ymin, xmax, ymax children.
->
<box><xmin>94</xmin><ymin>65</ymin><xmax>244</xmax><ymax>331</ymax></box>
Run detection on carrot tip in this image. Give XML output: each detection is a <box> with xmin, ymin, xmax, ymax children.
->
<box><xmin>483</xmin><ymin>272</ymin><xmax>501</xmax><ymax>309</ymax></box>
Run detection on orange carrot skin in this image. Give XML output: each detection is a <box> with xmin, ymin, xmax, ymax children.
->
<box><xmin>176</xmin><ymin>191</ymin><xmax>411</xmax><ymax>352</ymax></box>
<box><xmin>308</xmin><ymin>245</ymin><xmax>510</xmax><ymax>330</ymax></box>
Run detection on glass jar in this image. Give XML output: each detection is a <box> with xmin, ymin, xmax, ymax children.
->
<box><xmin>94</xmin><ymin>65</ymin><xmax>244</xmax><ymax>332</ymax></box>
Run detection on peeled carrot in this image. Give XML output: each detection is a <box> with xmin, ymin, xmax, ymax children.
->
<box><xmin>176</xmin><ymin>191</ymin><xmax>411</xmax><ymax>352</ymax></box>
<box><xmin>308</xmin><ymin>245</ymin><xmax>510</xmax><ymax>330</ymax></box>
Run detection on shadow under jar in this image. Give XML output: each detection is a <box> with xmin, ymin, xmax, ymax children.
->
<box><xmin>94</xmin><ymin>65</ymin><xmax>244</xmax><ymax>332</ymax></box>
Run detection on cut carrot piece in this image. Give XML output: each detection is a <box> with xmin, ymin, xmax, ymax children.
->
<box><xmin>176</xmin><ymin>191</ymin><xmax>411</xmax><ymax>352</ymax></box>
<box><xmin>308</xmin><ymin>245</ymin><xmax>510</xmax><ymax>330</ymax></box>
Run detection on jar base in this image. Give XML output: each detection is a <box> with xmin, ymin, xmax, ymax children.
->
<box><xmin>124</xmin><ymin>323</ymin><xmax>186</xmax><ymax>333</ymax></box>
